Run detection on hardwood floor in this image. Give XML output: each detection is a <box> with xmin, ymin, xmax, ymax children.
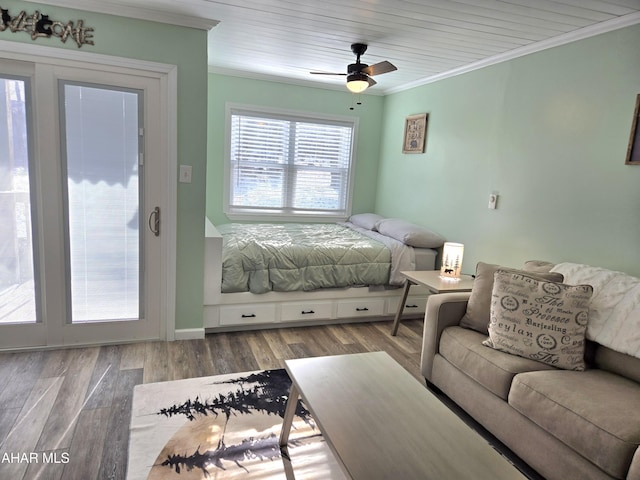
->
<box><xmin>0</xmin><ymin>319</ymin><xmax>425</xmax><ymax>480</ymax></box>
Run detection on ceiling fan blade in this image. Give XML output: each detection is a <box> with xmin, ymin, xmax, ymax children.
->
<box><xmin>363</xmin><ymin>61</ymin><xmax>397</xmax><ymax>76</ymax></box>
<box><xmin>367</xmin><ymin>76</ymin><xmax>377</xmax><ymax>87</ymax></box>
<box><xmin>310</xmin><ymin>71</ymin><xmax>347</xmax><ymax>76</ymax></box>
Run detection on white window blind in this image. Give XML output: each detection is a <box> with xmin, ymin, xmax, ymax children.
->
<box><xmin>226</xmin><ymin>107</ymin><xmax>356</xmax><ymax>219</ymax></box>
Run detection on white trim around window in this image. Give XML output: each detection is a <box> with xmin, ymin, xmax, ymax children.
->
<box><xmin>224</xmin><ymin>103</ymin><xmax>359</xmax><ymax>222</ymax></box>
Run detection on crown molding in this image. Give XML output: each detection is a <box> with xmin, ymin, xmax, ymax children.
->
<box><xmin>20</xmin><ymin>0</ymin><xmax>219</xmax><ymax>30</ymax></box>
<box><xmin>387</xmin><ymin>11</ymin><xmax>640</xmax><ymax>94</ymax></box>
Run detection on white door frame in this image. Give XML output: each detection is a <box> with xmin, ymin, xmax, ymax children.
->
<box><xmin>0</xmin><ymin>40</ymin><xmax>177</xmax><ymax>347</ymax></box>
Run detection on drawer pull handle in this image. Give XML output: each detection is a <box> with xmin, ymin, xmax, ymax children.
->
<box><xmin>406</xmin><ymin>304</ymin><xmax>419</xmax><ymax>308</ymax></box>
<box><xmin>241</xmin><ymin>314</ymin><xmax>256</xmax><ymax>318</ymax></box>
<box><xmin>356</xmin><ymin>307</ymin><xmax>369</xmax><ymax>312</ymax></box>
<box><xmin>301</xmin><ymin>310</ymin><xmax>315</xmax><ymax>315</ymax></box>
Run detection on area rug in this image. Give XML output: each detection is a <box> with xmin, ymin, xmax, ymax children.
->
<box><xmin>127</xmin><ymin>369</ymin><xmax>346</xmax><ymax>480</ymax></box>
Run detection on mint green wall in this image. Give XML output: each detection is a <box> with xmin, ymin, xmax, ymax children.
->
<box><xmin>206</xmin><ymin>74</ymin><xmax>384</xmax><ymax>225</ymax></box>
<box><xmin>1</xmin><ymin>1</ymin><xmax>208</xmax><ymax>329</ymax></box>
<box><xmin>376</xmin><ymin>25</ymin><xmax>640</xmax><ymax>276</ymax></box>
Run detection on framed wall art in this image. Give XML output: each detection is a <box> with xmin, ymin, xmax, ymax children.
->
<box><xmin>402</xmin><ymin>113</ymin><xmax>428</xmax><ymax>154</ymax></box>
<box><xmin>626</xmin><ymin>94</ymin><xmax>640</xmax><ymax>165</ymax></box>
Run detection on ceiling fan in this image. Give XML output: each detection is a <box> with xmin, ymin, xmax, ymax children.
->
<box><xmin>311</xmin><ymin>43</ymin><xmax>397</xmax><ymax>93</ymax></box>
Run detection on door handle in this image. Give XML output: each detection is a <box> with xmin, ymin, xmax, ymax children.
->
<box><xmin>148</xmin><ymin>207</ymin><xmax>160</xmax><ymax>237</ymax></box>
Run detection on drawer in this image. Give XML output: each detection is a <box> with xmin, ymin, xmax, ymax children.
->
<box><xmin>281</xmin><ymin>301</ymin><xmax>333</xmax><ymax>322</ymax></box>
<box><xmin>219</xmin><ymin>304</ymin><xmax>277</xmax><ymax>326</ymax></box>
<box><xmin>336</xmin><ymin>298</ymin><xmax>385</xmax><ymax>318</ymax></box>
<box><xmin>386</xmin><ymin>295</ymin><xmax>428</xmax><ymax>315</ymax></box>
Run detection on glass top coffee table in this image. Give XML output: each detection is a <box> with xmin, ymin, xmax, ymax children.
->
<box><xmin>279</xmin><ymin>351</ymin><xmax>526</xmax><ymax>479</ymax></box>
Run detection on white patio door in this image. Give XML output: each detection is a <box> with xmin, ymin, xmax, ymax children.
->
<box><xmin>0</xmin><ymin>59</ymin><xmax>170</xmax><ymax>349</ymax></box>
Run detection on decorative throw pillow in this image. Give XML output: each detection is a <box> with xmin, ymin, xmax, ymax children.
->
<box><xmin>349</xmin><ymin>213</ymin><xmax>385</xmax><ymax>231</ymax></box>
<box><xmin>482</xmin><ymin>270</ymin><xmax>593</xmax><ymax>371</ymax></box>
<box><xmin>460</xmin><ymin>262</ymin><xmax>564</xmax><ymax>334</ymax></box>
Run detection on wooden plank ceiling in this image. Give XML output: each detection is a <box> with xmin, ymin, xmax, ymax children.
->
<box><xmin>28</xmin><ymin>0</ymin><xmax>640</xmax><ymax>93</ymax></box>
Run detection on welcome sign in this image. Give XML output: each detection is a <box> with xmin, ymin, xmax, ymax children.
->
<box><xmin>0</xmin><ymin>7</ymin><xmax>94</xmax><ymax>48</ymax></box>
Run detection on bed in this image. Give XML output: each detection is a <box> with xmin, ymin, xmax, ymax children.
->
<box><xmin>218</xmin><ymin>222</ymin><xmax>439</xmax><ymax>294</ymax></box>
<box><xmin>203</xmin><ymin>214</ymin><xmax>445</xmax><ymax>331</ymax></box>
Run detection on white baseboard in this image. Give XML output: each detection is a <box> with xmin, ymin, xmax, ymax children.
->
<box><xmin>174</xmin><ymin>328</ymin><xmax>205</xmax><ymax>341</ymax></box>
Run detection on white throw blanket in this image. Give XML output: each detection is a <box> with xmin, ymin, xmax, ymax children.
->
<box><xmin>550</xmin><ymin>263</ymin><xmax>640</xmax><ymax>359</ymax></box>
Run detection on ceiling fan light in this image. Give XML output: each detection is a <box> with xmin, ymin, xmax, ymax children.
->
<box><xmin>346</xmin><ymin>73</ymin><xmax>369</xmax><ymax>93</ymax></box>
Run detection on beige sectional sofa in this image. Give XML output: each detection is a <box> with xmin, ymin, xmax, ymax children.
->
<box><xmin>420</xmin><ymin>261</ymin><xmax>640</xmax><ymax>480</ymax></box>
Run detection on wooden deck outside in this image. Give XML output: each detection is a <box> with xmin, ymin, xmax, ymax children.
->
<box><xmin>0</xmin><ymin>281</ymin><xmax>37</xmax><ymax>324</ymax></box>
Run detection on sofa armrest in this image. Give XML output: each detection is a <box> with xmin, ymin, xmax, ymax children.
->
<box><xmin>420</xmin><ymin>292</ymin><xmax>471</xmax><ymax>382</ymax></box>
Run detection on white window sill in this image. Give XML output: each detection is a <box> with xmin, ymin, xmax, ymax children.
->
<box><xmin>224</xmin><ymin>210</ymin><xmax>349</xmax><ymax>223</ymax></box>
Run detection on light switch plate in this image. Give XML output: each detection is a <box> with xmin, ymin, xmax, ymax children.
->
<box><xmin>179</xmin><ymin>165</ymin><xmax>192</xmax><ymax>184</ymax></box>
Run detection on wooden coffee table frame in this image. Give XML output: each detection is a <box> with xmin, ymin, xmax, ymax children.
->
<box><xmin>279</xmin><ymin>352</ymin><xmax>526</xmax><ymax>479</ymax></box>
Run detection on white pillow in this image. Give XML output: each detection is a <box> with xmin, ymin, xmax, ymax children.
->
<box><xmin>375</xmin><ymin>218</ymin><xmax>445</xmax><ymax>248</ymax></box>
<box><xmin>348</xmin><ymin>213</ymin><xmax>385</xmax><ymax>231</ymax></box>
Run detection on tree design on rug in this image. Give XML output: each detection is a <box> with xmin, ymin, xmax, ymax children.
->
<box><xmin>153</xmin><ymin>369</ymin><xmax>318</xmax><ymax>476</ymax></box>
<box><xmin>160</xmin><ymin>434</ymin><xmax>281</xmax><ymax>475</ymax></box>
<box><xmin>156</xmin><ymin>369</ymin><xmax>312</xmax><ymax>424</ymax></box>
<box><xmin>159</xmin><ymin>432</ymin><xmax>321</xmax><ymax>476</ymax></box>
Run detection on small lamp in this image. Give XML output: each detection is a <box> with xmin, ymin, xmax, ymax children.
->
<box><xmin>346</xmin><ymin>73</ymin><xmax>369</xmax><ymax>93</ymax></box>
<box><xmin>440</xmin><ymin>242</ymin><xmax>464</xmax><ymax>279</ymax></box>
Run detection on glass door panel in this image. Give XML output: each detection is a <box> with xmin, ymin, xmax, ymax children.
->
<box><xmin>0</xmin><ymin>76</ymin><xmax>38</xmax><ymax>325</ymax></box>
<box><xmin>60</xmin><ymin>83</ymin><xmax>143</xmax><ymax>323</ymax></box>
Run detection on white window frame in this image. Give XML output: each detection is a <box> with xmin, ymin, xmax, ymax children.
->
<box><xmin>224</xmin><ymin>103</ymin><xmax>358</xmax><ymax>222</ymax></box>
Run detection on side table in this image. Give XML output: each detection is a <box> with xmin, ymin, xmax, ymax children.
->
<box><xmin>390</xmin><ymin>270</ymin><xmax>474</xmax><ymax>336</ymax></box>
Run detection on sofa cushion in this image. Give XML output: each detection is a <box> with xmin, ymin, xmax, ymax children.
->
<box><xmin>483</xmin><ymin>270</ymin><xmax>593</xmax><ymax>370</ymax></box>
<box><xmin>594</xmin><ymin>344</ymin><xmax>640</xmax><ymax>384</ymax></box>
<box><xmin>439</xmin><ymin>326</ymin><xmax>556</xmax><ymax>400</ymax></box>
<box><xmin>510</xmin><ymin>370</ymin><xmax>640</xmax><ymax>480</ymax></box>
<box><xmin>460</xmin><ymin>262</ymin><xmax>564</xmax><ymax>335</ymax></box>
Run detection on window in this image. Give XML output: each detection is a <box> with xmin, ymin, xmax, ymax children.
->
<box><xmin>225</xmin><ymin>105</ymin><xmax>358</xmax><ymax>220</ymax></box>
<box><xmin>0</xmin><ymin>73</ymin><xmax>38</xmax><ymax>325</ymax></box>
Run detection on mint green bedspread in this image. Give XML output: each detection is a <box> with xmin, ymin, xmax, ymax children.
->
<box><xmin>218</xmin><ymin>223</ymin><xmax>391</xmax><ymax>293</ymax></box>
